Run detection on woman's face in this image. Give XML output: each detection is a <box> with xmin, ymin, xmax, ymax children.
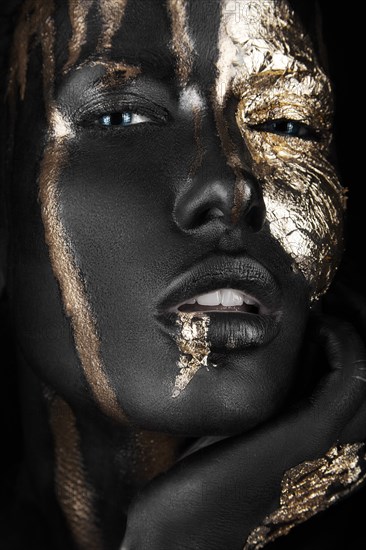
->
<box><xmin>8</xmin><ymin>0</ymin><xmax>344</xmax><ymax>435</ymax></box>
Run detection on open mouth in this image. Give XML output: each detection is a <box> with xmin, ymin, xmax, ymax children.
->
<box><xmin>174</xmin><ymin>288</ymin><xmax>264</xmax><ymax>315</ymax></box>
<box><xmin>156</xmin><ymin>255</ymin><xmax>282</xmax><ymax>350</ymax></box>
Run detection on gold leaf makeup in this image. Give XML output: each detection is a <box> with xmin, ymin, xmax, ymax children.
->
<box><xmin>8</xmin><ymin>0</ymin><xmax>128</xmax><ymax>423</ymax></box>
<box><xmin>173</xmin><ymin>313</ymin><xmax>211</xmax><ymax>398</ymax></box>
<box><xmin>49</xmin><ymin>395</ymin><xmax>103</xmax><ymax>550</ymax></box>
<box><xmin>217</xmin><ymin>0</ymin><xmax>346</xmax><ymax>299</ymax></box>
<box><xmin>244</xmin><ymin>443</ymin><xmax>366</xmax><ymax>549</ymax></box>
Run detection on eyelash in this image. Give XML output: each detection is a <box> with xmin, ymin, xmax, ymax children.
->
<box><xmin>250</xmin><ymin>119</ymin><xmax>320</xmax><ymax>141</ymax></box>
<box><xmin>75</xmin><ymin>93</ymin><xmax>169</xmax><ymax>131</ymax></box>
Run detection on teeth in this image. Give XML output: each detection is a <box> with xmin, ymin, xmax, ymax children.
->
<box><xmin>221</xmin><ymin>289</ymin><xmax>244</xmax><ymax>307</ymax></box>
<box><xmin>182</xmin><ymin>289</ymin><xmax>259</xmax><ymax>309</ymax></box>
<box><xmin>196</xmin><ymin>290</ymin><xmax>221</xmax><ymax>306</ymax></box>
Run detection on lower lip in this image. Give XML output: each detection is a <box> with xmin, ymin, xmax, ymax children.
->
<box><xmin>156</xmin><ymin>312</ymin><xmax>280</xmax><ymax>350</ymax></box>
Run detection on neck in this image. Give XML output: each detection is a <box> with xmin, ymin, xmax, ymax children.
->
<box><xmin>18</xmin><ymin>355</ymin><xmax>188</xmax><ymax>550</ymax></box>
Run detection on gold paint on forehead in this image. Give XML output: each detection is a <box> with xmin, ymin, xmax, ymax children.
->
<box><xmin>173</xmin><ymin>313</ymin><xmax>211</xmax><ymax>398</ymax></box>
<box><xmin>49</xmin><ymin>396</ymin><xmax>103</xmax><ymax>550</ymax></box>
<box><xmin>167</xmin><ymin>0</ymin><xmax>195</xmax><ymax>86</ymax></box>
<box><xmin>97</xmin><ymin>0</ymin><xmax>128</xmax><ymax>51</ymax></box>
<box><xmin>216</xmin><ymin>0</ymin><xmax>344</xmax><ymax>298</ymax></box>
<box><xmin>66</xmin><ymin>58</ymin><xmax>141</xmax><ymax>87</ymax></box>
<box><xmin>95</xmin><ymin>62</ymin><xmax>141</xmax><ymax>88</ymax></box>
<box><xmin>244</xmin><ymin>443</ymin><xmax>366</xmax><ymax>549</ymax></box>
<box><xmin>63</xmin><ymin>0</ymin><xmax>93</xmax><ymax>74</ymax></box>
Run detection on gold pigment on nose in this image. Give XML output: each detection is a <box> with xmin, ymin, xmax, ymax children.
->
<box><xmin>173</xmin><ymin>313</ymin><xmax>211</xmax><ymax>398</ymax></box>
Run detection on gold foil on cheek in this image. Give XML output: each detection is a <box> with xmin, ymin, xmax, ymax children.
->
<box><xmin>236</xmin><ymin>100</ymin><xmax>344</xmax><ymax>299</ymax></box>
<box><xmin>49</xmin><ymin>396</ymin><xmax>103</xmax><ymax>550</ymax></box>
<box><xmin>217</xmin><ymin>0</ymin><xmax>345</xmax><ymax>299</ymax></box>
<box><xmin>173</xmin><ymin>313</ymin><xmax>211</xmax><ymax>398</ymax></box>
<box><xmin>244</xmin><ymin>443</ymin><xmax>366</xmax><ymax>549</ymax></box>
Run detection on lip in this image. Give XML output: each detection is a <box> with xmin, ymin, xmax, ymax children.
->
<box><xmin>155</xmin><ymin>254</ymin><xmax>282</xmax><ymax>350</ymax></box>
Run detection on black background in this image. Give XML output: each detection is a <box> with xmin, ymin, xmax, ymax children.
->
<box><xmin>0</xmin><ymin>2</ymin><xmax>363</xmax><ymax>549</ymax></box>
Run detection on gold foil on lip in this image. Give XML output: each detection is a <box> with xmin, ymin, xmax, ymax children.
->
<box><xmin>244</xmin><ymin>443</ymin><xmax>366</xmax><ymax>549</ymax></box>
<box><xmin>215</xmin><ymin>0</ymin><xmax>345</xmax><ymax>299</ymax></box>
<box><xmin>173</xmin><ymin>312</ymin><xmax>211</xmax><ymax>398</ymax></box>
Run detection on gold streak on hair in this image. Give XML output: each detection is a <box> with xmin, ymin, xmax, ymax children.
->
<box><xmin>8</xmin><ymin>0</ymin><xmax>55</xmax><ymax>101</ymax></box>
<box><xmin>63</xmin><ymin>0</ymin><xmax>93</xmax><ymax>73</ymax></box>
<box><xmin>49</xmin><ymin>396</ymin><xmax>103</xmax><ymax>550</ymax></box>
<box><xmin>244</xmin><ymin>443</ymin><xmax>366</xmax><ymax>549</ymax></box>
<box><xmin>97</xmin><ymin>0</ymin><xmax>128</xmax><ymax>51</ymax></box>
<box><xmin>167</xmin><ymin>0</ymin><xmax>195</xmax><ymax>86</ymax></box>
<box><xmin>173</xmin><ymin>313</ymin><xmax>211</xmax><ymax>398</ymax></box>
<box><xmin>9</xmin><ymin>0</ymin><xmax>126</xmax><ymax>422</ymax></box>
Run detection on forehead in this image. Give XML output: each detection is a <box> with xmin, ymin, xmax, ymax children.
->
<box><xmin>50</xmin><ymin>0</ymin><xmax>318</xmax><ymax>82</ymax></box>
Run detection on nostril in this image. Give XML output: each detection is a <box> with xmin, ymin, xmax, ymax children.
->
<box><xmin>185</xmin><ymin>205</ymin><xmax>226</xmax><ymax>230</ymax></box>
<box><xmin>173</xmin><ymin>180</ymin><xmax>233</xmax><ymax>232</ymax></box>
<box><xmin>244</xmin><ymin>204</ymin><xmax>266</xmax><ymax>233</ymax></box>
<box><xmin>204</xmin><ymin>207</ymin><xmax>225</xmax><ymax>223</ymax></box>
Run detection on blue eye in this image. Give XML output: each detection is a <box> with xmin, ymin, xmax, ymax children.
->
<box><xmin>99</xmin><ymin>111</ymin><xmax>151</xmax><ymax>127</ymax></box>
<box><xmin>252</xmin><ymin>119</ymin><xmax>319</xmax><ymax>140</ymax></box>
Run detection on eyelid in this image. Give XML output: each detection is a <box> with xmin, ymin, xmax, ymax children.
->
<box><xmin>72</xmin><ymin>91</ymin><xmax>170</xmax><ymax>127</ymax></box>
<box><xmin>249</xmin><ymin>119</ymin><xmax>322</xmax><ymax>142</ymax></box>
<box><xmin>236</xmin><ymin>92</ymin><xmax>332</xmax><ymax>136</ymax></box>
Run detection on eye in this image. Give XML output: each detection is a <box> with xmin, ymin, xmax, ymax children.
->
<box><xmin>99</xmin><ymin>111</ymin><xmax>152</xmax><ymax>127</ymax></box>
<box><xmin>251</xmin><ymin>119</ymin><xmax>319</xmax><ymax>141</ymax></box>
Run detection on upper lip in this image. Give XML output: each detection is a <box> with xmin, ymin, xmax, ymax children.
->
<box><xmin>155</xmin><ymin>254</ymin><xmax>282</xmax><ymax>316</ymax></box>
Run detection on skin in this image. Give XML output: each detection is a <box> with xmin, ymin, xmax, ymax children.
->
<box><xmin>3</xmin><ymin>1</ymin><xmax>366</xmax><ymax>549</ymax></box>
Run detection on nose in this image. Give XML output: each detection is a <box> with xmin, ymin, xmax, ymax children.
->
<box><xmin>173</xmin><ymin>168</ymin><xmax>266</xmax><ymax>234</ymax></box>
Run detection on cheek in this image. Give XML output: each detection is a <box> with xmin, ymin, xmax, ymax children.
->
<box><xmin>261</xmin><ymin>157</ymin><xmax>344</xmax><ymax>298</ymax></box>
<box><xmin>240</xmin><ymin>131</ymin><xmax>345</xmax><ymax>299</ymax></box>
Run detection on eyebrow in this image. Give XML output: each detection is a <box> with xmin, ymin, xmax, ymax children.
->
<box><xmin>66</xmin><ymin>47</ymin><xmax>175</xmax><ymax>82</ymax></box>
<box><xmin>93</xmin><ymin>62</ymin><xmax>142</xmax><ymax>88</ymax></box>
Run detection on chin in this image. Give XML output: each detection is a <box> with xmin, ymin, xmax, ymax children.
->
<box><xmin>117</xmin><ymin>325</ymin><xmax>306</xmax><ymax>437</ymax></box>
